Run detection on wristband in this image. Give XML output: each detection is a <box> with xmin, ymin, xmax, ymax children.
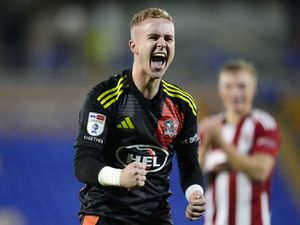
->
<box><xmin>185</xmin><ymin>184</ymin><xmax>204</xmax><ymax>201</ymax></box>
<box><xmin>98</xmin><ymin>166</ymin><xmax>122</xmax><ymax>186</ymax></box>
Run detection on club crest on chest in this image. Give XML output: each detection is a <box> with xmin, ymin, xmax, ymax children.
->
<box><xmin>164</xmin><ymin>120</ymin><xmax>179</xmax><ymax>137</ymax></box>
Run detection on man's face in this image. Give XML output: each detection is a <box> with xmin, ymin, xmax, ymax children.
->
<box><xmin>129</xmin><ymin>18</ymin><xmax>175</xmax><ymax>79</ymax></box>
<box><xmin>219</xmin><ymin>70</ymin><xmax>256</xmax><ymax>115</ymax></box>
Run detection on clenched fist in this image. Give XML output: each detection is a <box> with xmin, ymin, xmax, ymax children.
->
<box><xmin>185</xmin><ymin>190</ymin><xmax>206</xmax><ymax>220</ymax></box>
<box><xmin>120</xmin><ymin>162</ymin><xmax>147</xmax><ymax>189</ymax></box>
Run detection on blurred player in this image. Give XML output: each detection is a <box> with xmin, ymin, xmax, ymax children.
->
<box><xmin>198</xmin><ymin>59</ymin><xmax>280</xmax><ymax>225</ymax></box>
<box><xmin>74</xmin><ymin>8</ymin><xmax>205</xmax><ymax>225</ymax></box>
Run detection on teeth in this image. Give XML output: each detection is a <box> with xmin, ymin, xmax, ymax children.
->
<box><xmin>153</xmin><ymin>53</ymin><xmax>166</xmax><ymax>57</ymax></box>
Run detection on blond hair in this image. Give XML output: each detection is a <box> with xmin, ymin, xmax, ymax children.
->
<box><xmin>219</xmin><ymin>59</ymin><xmax>257</xmax><ymax>80</ymax></box>
<box><xmin>130</xmin><ymin>8</ymin><xmax>173</xmax><ymax>28</ymax></box>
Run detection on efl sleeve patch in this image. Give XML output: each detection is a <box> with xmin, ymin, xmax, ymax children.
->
<box><xmin>87</xmin><ymin>112</ymin><xmax>106</xmax><ymax>136</ymax></box>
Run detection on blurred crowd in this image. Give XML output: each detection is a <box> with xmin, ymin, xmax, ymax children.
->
<box><xmin>1</xmin><ymin>0</ymin><xmax>299</xmax><ymax>144</ymax></box>
<box><xmin>0</xmin><ymin>0</ymin><xmax>299</xmax><ymax>79</ymax></box>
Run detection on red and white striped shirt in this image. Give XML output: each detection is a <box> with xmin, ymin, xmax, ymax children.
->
<box><xmin>203</xmin><ymin>109</ymin><xmax>281</xmax><ymax>225</ymax></box>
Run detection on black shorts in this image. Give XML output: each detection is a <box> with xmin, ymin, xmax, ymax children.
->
<box><xmin>80</xmin><ymin>215</ymin><xmax>173</xmax><ymax>225</ymax></box>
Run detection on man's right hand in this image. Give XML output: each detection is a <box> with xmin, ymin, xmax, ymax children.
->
<box><xmin>120</xmin><ymin>162</ymin><xmax>147</xmax><ymax>188</ymax></box>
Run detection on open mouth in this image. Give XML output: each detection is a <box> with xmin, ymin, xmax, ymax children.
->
<box><xmin>151</xmin><ymin>52</ymin><xmax>167</xmax><ymax>68</ymax></box>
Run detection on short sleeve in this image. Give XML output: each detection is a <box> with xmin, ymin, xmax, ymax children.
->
<box><xmin>252</xmin><ymin>122</ymin><xmax>281</xmax><ymax>158</ymax></box>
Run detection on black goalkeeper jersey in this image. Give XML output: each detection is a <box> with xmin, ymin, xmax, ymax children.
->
<box><xmin>74</xmin><ymin>69</ymin><xmax>203</xmax><ymax>225</ymax></box>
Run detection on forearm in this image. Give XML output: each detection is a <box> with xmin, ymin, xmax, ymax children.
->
<box><xmin>221</xmin><ymin>143</ymin><xmax>274</xmax><ymax>182</ymax></box>
<box><xmin>74</xmin><ymin>146</ymin><xmax>106</xmax><ymax>184</ymax></box>
<box><xmin>181</xmin><ymin>164</ymin><xmax>205</xmax><ymax>200</ymax></box>
<box><xmin>198</xmin><ymin>147</ymin><xmax>207</xmax><ymax>170</ymax></box>
<box><xmin>177</xmin><ymin>144</ymin><xmax>205</xmax><ymax>198</ymax></box>
<box><xmin>74</xmin><ymin>146</ymin><xmax>146</xmax><ymax>188</ymax></box>
<box><xmin>181</xmin><ymin>165</ymin><xmax>204</xmax><ymax>191</ymax></box>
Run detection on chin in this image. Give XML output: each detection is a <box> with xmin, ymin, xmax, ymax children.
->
<box><xmin>148</xmin><ymin>63</ymin><xmax>169</xmax><ymax>79</ymax></box>
<box><xmin>152</xmin><ymin>72</ymin><xmax>165</xmax><ymax>79</ymax></box>
<box><xmin>234</xmin><ymin>108</ymin><xmax>249</xmax><ymax>115</ymax></box>
<box><xmin>150</xmin><ymin>69</ymin><xmax>166</xmax><ymax>79</ymax></box>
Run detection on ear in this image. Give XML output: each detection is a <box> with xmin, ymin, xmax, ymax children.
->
<box><xmin>129</xmin><ymin>39</ymin><xmax>138</xmax><ymax>54</ymax></box>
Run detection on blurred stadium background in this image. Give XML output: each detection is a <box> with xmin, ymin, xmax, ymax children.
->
<box><xmin>0</xmin><ymin>0</ymin><xmax>300</xmax><ymax>225</ymax></box>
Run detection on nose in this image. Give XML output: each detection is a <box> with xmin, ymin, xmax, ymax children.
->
<box><xmin>157</xmin><ymin>37</ymin><xmax>166</xmax><ymax>49</ymax></box>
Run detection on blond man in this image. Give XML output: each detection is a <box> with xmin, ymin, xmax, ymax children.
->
<box><xmin>74</xmin><ymin>8</ymin><xmax>205</xmax><ymax>225</ymax></box>
<box><xmin>199</xmin><ymin>59</ymin><xmax>280</xmax><ymax>225</ymax></box>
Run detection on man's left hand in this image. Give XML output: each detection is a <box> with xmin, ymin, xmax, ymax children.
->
<box><xmin>185</xmin><ymin>190</ymin><xmax>206</xmax><ymax>220</ymax></box>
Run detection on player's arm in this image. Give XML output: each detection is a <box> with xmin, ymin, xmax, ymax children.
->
<box><xmin>74</xmin><ymin>92</ymin><xmax>108</xmax><ymax>184</ymax></box>
<box><xmin>176</xmin><ymin>141</ymin><xmax>204</xmax><ymax>197</ymax></box>
<box><xmin>220</xmin><ymin>145</ymin><xmax>275</xmax><ymax>182</ymax></box>
<box><xmin>75</xmin><ymin>145</ymin><xmax>147</xmax><ymax>188</ymax></box>
<box><xmin>74</xmin><ymin>92</ymin><xmax>147</xmax><ymax>188</ymax></box>
<box><xmin>175</xmin><ymin>103</ymin><xmax>206</xmax><ymax>220</ymax></box>
<box><xmin>197</xmin><ymin>119</ymin><xmax>214</xmax><ymax>169</ymax></box>
<box><xmin>176</xmin><ymin>141</ymin><xmax>206</xmax><ymax>220</ymax></box>
<box><xmin>204</xmin><ymin>118</ymin><xmax>280</xmax><ymax>183</ymax></box>
<box><xmin>74</xmin><ymin>146</ymin><xmax>106</xmax><ymax>184</ymax></box>
<box><xmin>198</xmin><ymin>146</ymin><xmax>206</xmax><ymax>170</ymax></box>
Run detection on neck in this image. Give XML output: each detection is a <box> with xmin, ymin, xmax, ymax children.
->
<box><xmin>225</xmin><ymin>109</ymin><xmax>251</xmax><ymax>124</ymax></box>
<box><xmin>132</xmin><ymin>65</ymin><xmax>161</xmax><ymax>100</ymax></box>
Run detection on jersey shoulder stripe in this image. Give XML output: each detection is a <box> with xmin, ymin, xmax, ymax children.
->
<box><xmin>252</xmin><ymin>109</ymin><xmax>277</xmax><ymax>131</ymax></box>
<box><xmin>162</xmin><ymin>80</ymin><xmax>197</xmax><ymax>116</ymax></box>
<box><xmin>97</xmin><ymin>74</ymin><xmax>129</xmax><ymax>109</ymax></box>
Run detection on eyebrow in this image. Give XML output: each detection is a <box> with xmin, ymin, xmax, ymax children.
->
<box><xmin>165</xmin><ymin>34</ymin><xmax>174</xmax><ymax>39</ymax></box>
<box><xmin>147</xmin><ymin>33</ymin><xmax>159</xmax><ymax>37</ymax></box>
<box><xmin>147</xmin><ymin>33</ymin><xmax>174</xmax><ymax>38</ymax></box>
